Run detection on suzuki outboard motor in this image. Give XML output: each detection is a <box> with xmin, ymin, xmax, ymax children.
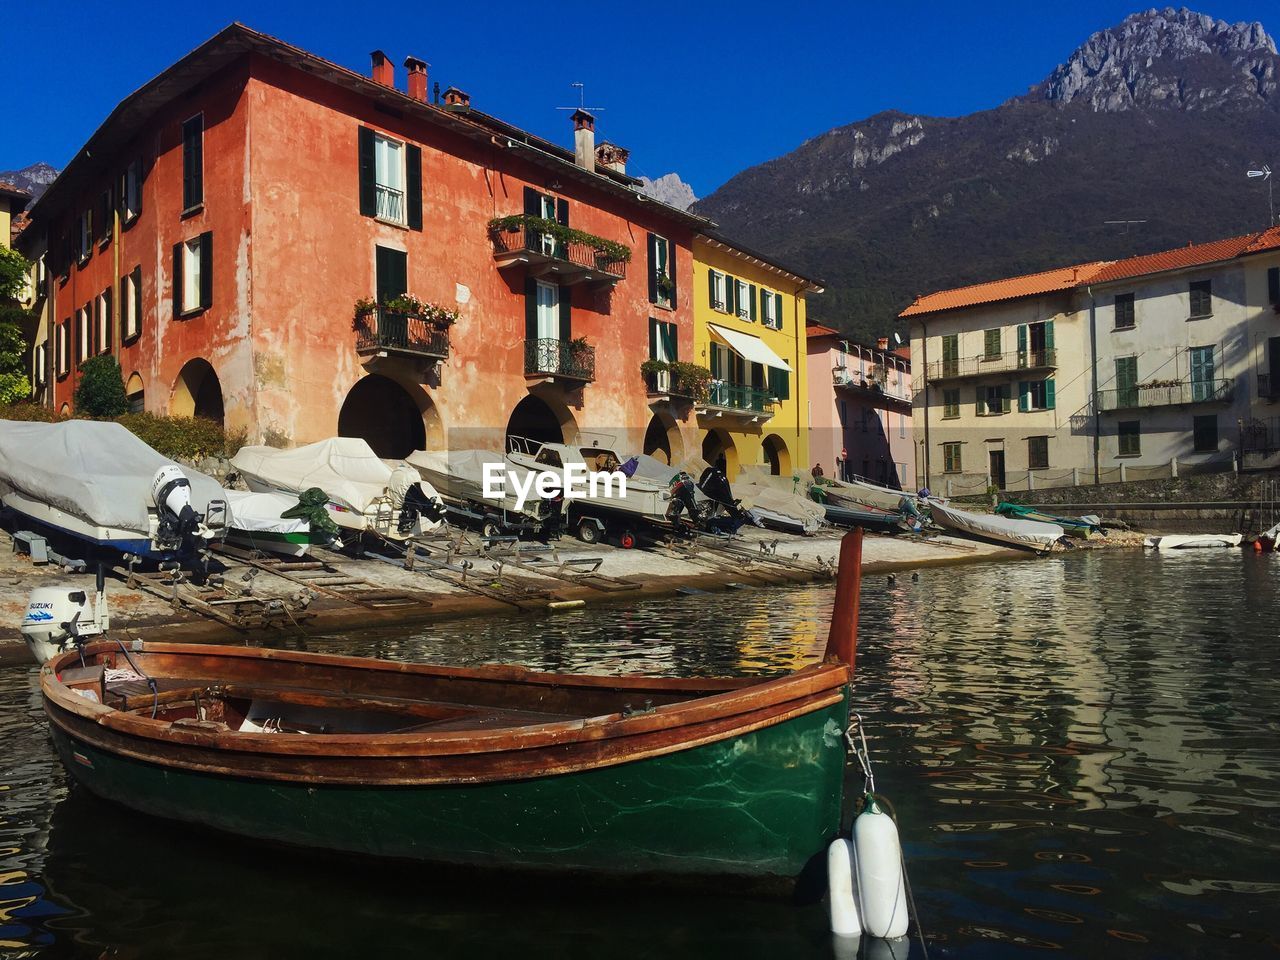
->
<box><xmin>151</xmin><ymin>464</ymin><xmax>202</xmax><ymax>549</ymax></box>
<box><xmin>21</xmin><ymin>570</ymin><xmax>110</xmax><ymax>664</ymax></box>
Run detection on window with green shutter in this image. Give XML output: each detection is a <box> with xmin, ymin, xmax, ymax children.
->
<box><xmin>1028</xmin><ymin>436</ymin><xmax>1049</xmax><ymax>469</ymax></box>
<box><xmin>182</xmin><ymin>114</ymin><xmax>203</xmax><ymax>212</ymax></box>
<box><xmin>1269</xmin><ymin>267</ymin><xmax>1280</xmax><ymax>306</ymax></box>
<box><xmin>768</xmin><ymin>367</ymin><xmax>790</xmax><ymax>400</ymax></box>
<box><xmin>1193</xmin><ymin>415</ymin><xmax>1218</xmax><ymax>453</ymax></box>
<box><xmin>942</xmin><ymin>442</ymin><xmax>962</xmax><ymax>474</ymax></box>
<box><xmin>941</xmin><ymin>334</ymin><xmax>958</xmax><ymax>378</ymax></box>
<box><xmin>649</xmin><ymin>234</ymin><xmax>673</xmax><ymax>308</ymax></box>
<box><xmin>942</xmin><ymin>388</ymin><xmax>960</xmax><ymax>419</ymax></box>
<box><xmin>1189</xmin><ymin>279</ymin><xmax>1212</xmax><ymax>318</ymax></box>
<box><xmin>1118</xmin><ymin>420</ymin><xmax>1141</xmax><ymax>457</ymax></box>
<box><xmin>1114</xmin><ymin>292</ymin><xmax>1135</xmax><ymax>329</ymax></box>
<box><xmin>983</xmin><ymin>328</ymin><xmax>1001</xmax><ymax>359</ymax></box>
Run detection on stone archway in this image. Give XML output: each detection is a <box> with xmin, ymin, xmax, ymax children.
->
<box><xmin>172</xmin><ymin>358</ymin><xmax>224</xmax><ymax>425</ymax></box>
<box><xmin>701</xmin><ymin>428</ymin><xmax>738</xmax><ymax>476</ymax></box>
<box><xmin>506</xmin><ymin>393</ymin><xmax>577</xmax><ymax>450</ymax></box>
<box><xmin>338</xmin><ymin>374</ymin><xmax>440</xmax><ymax>459</ymax></box>
<box><xmin>761</xmin><ymin>434</ymin><xmax>792</xmax><ymax>476</ymax></box>
<box><xmin>642</xmin><ymin>409</ymin><xmax>683</xmax><ymax>465</ymax></box>
<box><xmin>125</xmin><ymin>372</ymin><xmax>145</xmax><ymax>414</ymax></box>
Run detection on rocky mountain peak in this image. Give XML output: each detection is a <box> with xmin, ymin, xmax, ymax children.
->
<box><xmin>1035</xmin><ymin>7</ymin><xmax>1277</xmax><ymax>111</ymax></box>
<box><xmin>637</xmin><ymin>173</ymin><xmax>697</xmax><ymax>212</ymax></box>
<box><xmin>0</xmin><ymin>162</ymin><xmax>60</xmax><ymax>203</ymax></box>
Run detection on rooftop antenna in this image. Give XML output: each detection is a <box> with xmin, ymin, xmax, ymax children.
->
<box><xmin>556</xmin><ymin>82</ymin><xmax>605</xmax><ymax>116</ymax></box>
<box><xmin>1247</xmin><ymin>165</ymin><xmax>1274</xmax><ymax>226</ymax></box>
<box><xmin>1103</xmin><ymin>220</ymin><xmax>1148</xmax><ymax>233</ymax></box>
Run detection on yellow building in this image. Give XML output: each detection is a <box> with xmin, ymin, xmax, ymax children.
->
<box><xmin>690</xmin><ymin>232</ymin><xmax>821</xmax><ymax>476</ymax></box>
<box><xmin>0</xmin><ymin>182</ymin><xmax>29</xmax><ymax>248</ymax></box>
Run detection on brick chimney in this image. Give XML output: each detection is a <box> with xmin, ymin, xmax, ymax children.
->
<box><xmin>571</xmin><ymin>109</ymin><xmax>595</xmax><ymax>173</ymax></box>
<box><xmin>595</xmin><ymin>141</ymin><xmax>629</xmax><ymax>175</ymax></box>
<box><xmin>370</xmin><ymin>50</ymin><xmax>394</xmax><ymax>88</ymax></box>
<box><xmin>442</xmin><ymin>86</ymin><xmax>471</xmax><ymax>110</ymax></box>
<box><xmin>404</xmin><ymin>57</ymin><xmax>428</xmax><ymax>101</ymax></box>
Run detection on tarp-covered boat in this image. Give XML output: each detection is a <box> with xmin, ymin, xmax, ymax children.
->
<box><xmin>232</xmin><ymin>438</ymin><xmax>444</xmax><ymax>541</ymax></box>
<box><xmin>0</xmin><ymin>420</ymin><xmax>225</xmax><ymax>560</ymax></box>
<box><xmin>996</xmin><ymin>502</ymin><xmax>1103</xmax><ymax>539</ymax></box>
<box><xmin>1143</xmin><ymin>533</ymin><xmax>1244</xmax><ymax>550</ymax></box>
<box><xmin>406</xmin><ymin>449</ymin><xmax>557</xmax><ymax>533</ymax></box>
<box><xmin>224</xmin><ymin>490</ymin><xmax>325</xmax><ymax>558</ymax></box>
<box><xmin>928</xmin><ymin>500</ymin><xmax>1064</xmax><ymax>552</ymax></box>
<box><xmin>820</xmin><ymin>477</ymin><xmax>911</xmax><ymax>513</ymax></box>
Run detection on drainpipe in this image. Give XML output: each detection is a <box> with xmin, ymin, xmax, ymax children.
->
<box><xmin>1087</xmin><ymin>286</ymin><xmax>1099</xmax><ymax>485</ymax></box>
<box><xmin>919</xmin><ymin>319</ymin><xmax>931</xmax><ymax>489</ymax></box>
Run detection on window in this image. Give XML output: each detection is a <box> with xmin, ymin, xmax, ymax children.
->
<box><xmin>373</xmin><ymin>133</ymin><xmax>405</xmax><ymax>223</ymax></box>
<box><xmin>120</xmin><ymin>160</ymin><xmax>142</xmax><ymax>223</ymax></box>
<box><xmin>35</xmin><ymin>343</ymin><xmax>47</xmax><ymax>386</ymax></box>
<box><xmin>838</xmin><ymin>398</ymin><xmax>847</xmax><ymax>427</ymax></box>
<box><xmin>375</xmin><ymin>245</ymin><xmax>407</xmax><ymax>303</ymax></box>
<box><xmin>1114</xmin><ymin>292</ymin><xmax>1135</xmax><ymax>329</ymax></box>
<box><xmin>57</xmin><ymin>320</ymin><xmax>70</xmax><ymax>377</ymax></box>
<box><xmin>898</xmin><ymin>413</ymin><xmax>906</xmax><ymax>439</ymax></box>
<box><xmin>96</xmin><ymin>289</ymin><xmax>112</xmax><ymax>354</ymax></box>
<box><xmin>173</xmin><ymin>233</ymin><xmax>212</xmax><ymax>316</ymax></box>
<box><xmin>1189</xmin><ymin>279</ymin><xmax>1212</xmax><ymax>319</ymax></box>
<box><xmin>648</xmin><ymin>318</ymin><xmax>677</xmax><ymax>391</ymax></box>
<box><xmin>1193</xmin><ymin>415</ymin><xmax>1218</xmax><ymax>453</ymax></box>
<box><xmin>941</xmin><ymin>334</ymin><xmax>958</xmax><ymax>378</ymax></box>
<box><xmin>648</xmin><ymin>234</ymin><xmax>674</xmax><ymax>307</ymax></box>
<box><xmin>735</xmin><ymin>279</ymin><xmax>752</xmax><ymax>320</ymax></box>
<box><xmin>761</xmin><ymin>289</ymin><xmax>783</xmax><ymax>329</ymax></box>
<box><xmin>182</xmin><ymin>114</ymin><xmax>203</xmax><ymax>211</ymax></box>
<box><xmin>122</xmin><ymin>266</ymin><xmax>142</xmax><ymax>342</ymax></box>
<box><xmin>942</xmin><ymin>388</ymin><xmax>960</xmax><ymax>418</ymax></box>
<box><xmin>75</xmin><ymin>305</ymin><xmax>89</xmax><ymax>363</ymax></box>
<box><xmin>77</xmin><ymin>209</ymin><xmax>93</xmax><ymax>262</ymax></box>
<box><xmin>1269</xmin><ymin>266</ymin><xmax>1280</xmax><ymax>306</ymax></box>
<box><xmin>1189</xmin><ymin>345</ymin><xmax>1216</xmax><ymax>401</ymax></box>
<box><xmin>767</xmin><ymin>367</ymin><xmax>790</xmax><ymax>400</ymax></box>
<box><xmin>942</xmin><ymin>442</ymin><xmax>962</xmax><ymax>474</ymax></box>
<box><xmin>977</xmin><ymin>383</ymin><xmax>1009</xmax><ymax>415</ymax></box>
<box><xmin>1118</xmin><ymin>420</ymin><xmax>1141</xmax><ymax>457</ymax></box>
<box><xmin>983</xmin><ymin>328</ymin><xmax>1001</xmax><ymax>359</ymax></box>
<box><xmin>98</xmin><ymin>189</ymin><xmax>113</xmax><ymax>245</ymax></box>
<box><xmin>1028</xmin><ymin>436</ymin><xmax>1049</xmax><ymax>469</ymax></box>
<box><xmin>1019</xmin><ymin>378</ymin><xmax>1055</xmax><ymax>411</ymax></box>
<box><xmin>1114</xmin><ymin>356</ymin><xmax>1138</xmax><ymax>407</ymax></box>
<box><xmin>708</xmin><ymin>270</ymin><xmax>727</xmax><ymax>312</ymax></box>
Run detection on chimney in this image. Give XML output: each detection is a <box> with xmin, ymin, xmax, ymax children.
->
<box><xmin>442</xmin><ymin>86</ymin><xmax>471</xmax><ymax>110</ymax></box>
<box><xmin>595</xmin><ymin>141</ymin><xmax>629</xmax><ymax>175</ymax></box>
<box><xmin>571</xmin><ymin>108</ymin><xmax>595</xmax><ymax>173</ymax></box>
<box><xmin>404</xmin><ymin>57</ymin><xmax>428</xmax><ymax>102</ymax></box>
<box><xmin>370</xmin><ymin>50</ymin><xmax>394</xmax><ymax>88</ymax></box>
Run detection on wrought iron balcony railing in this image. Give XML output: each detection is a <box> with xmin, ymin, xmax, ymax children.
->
<box><xmin>1096</xmin><ymin>378</ymin><xmax>1233</xmax><ymax>413</ymax></box>
<box><xmin>1260</xmin><ymin>372</ymin><xmax>1278</xmax><ymax>400</ymax></box>
<box><xmin>491</xmin><ymin>218</ymin><xmax>628</xmax><ymax>283</ymax></box>
<box><xmin>525</xmin><ymin>338</ymin><xmax>596</xmax><ymax>382</ymax></box>
<box><xmin>355</xmin><ymin>307</ymin><xmax>450</xmax><ymax>361</ymax></box>
<box><xmin>700</xmin><ymin>380</ymin><xmax>775</xmax><ymax>417</ymax></box>
<box><xmin>833</xmin><ymin>366</ymin><xmax>912</xmax><ymax>405</ymax></box>
<box><xmin>926</xmin><ymin>349</ymin><xmax>1057</xmax><ymax>382</ymax></box>
<box><xmin>644</xmin><ymin>369</ymin><xmax>700</xmax><ymax>400</ymax></box>
<box><xmin>375</xmin><ymin>184</ymin><xmax>404</xmax><ymax>223</ymax></box>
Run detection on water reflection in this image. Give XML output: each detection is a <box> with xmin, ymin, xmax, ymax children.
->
<box><xmin>0</xmin><ymin>550</ymin><xmax>1277</xmax><ymax>956</ymax></box>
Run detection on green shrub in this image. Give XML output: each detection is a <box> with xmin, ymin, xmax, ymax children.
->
<box><xmin>0</xmin><ymin>401</ymin><xmax>64</xmax><ymax>422</ymax></box>
<box><xmin>115</xmin><ymin>412</ymin><xmax>229</xmax><ymax>460</ymax></box>
<box><xmin>0</xmin><ymin>247</ymin><xmax>30</xmax><ymax>301</ymax></box>
<box><xmin>0</xmin><ymin>319</ymin><xmax>30</xmax><ymax>405</ymax></box>
<box><xmin>73</xmin><ymin>355</ymin><xmax>129</xmax><ymax>417</ymax></box>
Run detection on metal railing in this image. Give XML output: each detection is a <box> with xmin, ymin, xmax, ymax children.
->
<box><xmin>525</xmin><ymin>338</ymin><xmax>596</xmax><ymax>382</ymax></box>
<box><xmin>375</xmin><ymin>184</ymin><xmax>404</xmax><ymax>223</ymax></box>
<box><xmin>355</xmin><ymin>307</ymin><xmax>450</xmax><ymax>360</ymax></box>
<box><xmin>645</xmin><ymin>369</ymin><xmax>701</xmax><ymax>399</ymax></box>
<box><xmin>1242</xmin><ymin>416</ymin><xmax>1280</xmax><ymax>452</ymax></box>
<box><xmin>702</xmin><ymin>380</ymin><xmax>775</xmax><ymax>416</ymax></box>
<box><xmin>491</xmin><ymin>219</ymin><xmax>628</xmax><ymax>280</ymax></box>
<box><xmin>927</xmin><ymin>348</ymin><xmax>1057</xmax><ymax>382</ymax></box>
<box><xmin>833</xmin><ymin>366</ymin><xmax>911</xmax><ymax>404</ymax></box>
<box><xmin>1096</xmin><ymin>378</ymin><xmax>1232</xmax><ymax>412</ymax></box>
<box><xmin>1260</xmin><ymin>373</ymin><xmax>1278</xmax><ymax>400</ymax></box>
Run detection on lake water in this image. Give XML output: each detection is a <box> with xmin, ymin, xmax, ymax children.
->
<box><xmin>1</xmin><ymin>549</ymin><xmax>1278</xmax><ymax>958</ymax></box>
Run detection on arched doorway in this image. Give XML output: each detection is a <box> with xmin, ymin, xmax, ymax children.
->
<box><xmin>642</xmin><ymin>410</ymin><xmax>682</xmax><ymax>465</ymax></box>
<box><xmin>761</xmin><ymin>434</ymin><xmax>792</xmax><ymax>476</ymax></box>
<box><xmin>506</xmin><ymin>394</ymin><xmax>574</xmax><ymax>449</ymax></box>
<box><xmin>701</xmin><ymin>428</ymin><xmax>738</xmax><ymax>476</ymax></box>
<box><xmin>172</xmin><ymin>359</ymin><xmax>224</xmax><ymax>425</ymax></box>
<box><xmin>125</xmin><ymin>372</ymin><xmax>145</xmax><ymax>414</ymax></box>
<box><xmin>338</xmin><ymin>374</ymin><xmax>429</xmax><ymax>459</ymax></box>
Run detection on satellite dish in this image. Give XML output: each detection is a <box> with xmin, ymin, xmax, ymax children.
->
<box><xmin>893</xmin><ymin>332</ymin><xmax>903</xmax><ymax>346</ymax></box>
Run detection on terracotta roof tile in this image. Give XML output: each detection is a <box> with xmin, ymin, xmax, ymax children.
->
<box><xmin>806</xmin><ymin>323</ymin><xmax>841</xmax><ymax>338</ymax></box>
<box><xmin>1243</xmin><ymin>225</ymin><xmax>1280</xmax><ymax>254</ymax></box>
<box><xmin>899</xmin><ymin>262</ymin><xmax>1107</xmax><ymax>318</ymax></box>
<box><xmin>1089</xmin><ymin>232</ymin><xmax>1259</xmax><ymax>284</ymax></box>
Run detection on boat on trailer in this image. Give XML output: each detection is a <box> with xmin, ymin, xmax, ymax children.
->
<box><xmin>25</xmin><ymin>530</ymin><xmax>871</xmax><ymax>883</ymax></box>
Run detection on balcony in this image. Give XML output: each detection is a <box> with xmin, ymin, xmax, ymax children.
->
<box><xmin>926</xmin><ymin>349</ymin><xmax>1057</xmax><ymax>383</ymax></box>
<box><xmin>375</xmin><ymin>184</ymin><xmax>404</xmax><ymax>223</ymax></box>
<box><xmin>833</xmin><ymin>365</ymin><xmax>912</xmax><ymax>411</ymax></box>
<box><xmin>355</xmin><ymin>307</ymin><xmax>450</xmax><ymax>361</ymax></box>
<box><xmin>644</xmin><ymin>368</ymin><xmax>701</xmax><ymax>401</ymax></box>
<box><xmin>490</xmin><ymin>216</ymin><xmax>628</xmax><ymax>286</ymax></box>
<box><xmin>1096</xmin><ymin>378</ymin><xmax>1233</xmax><ymax>413</ymax></box>
<box><xmin>697</xmin><ymin>380</ymin><xmax>775</xmax><ymax>420</ymax></box>
<box><xmin>525</xmin><ymin>338</ymin><xmax>595</xmax><ymax>383</ymax></box>
<box><xmin>1260</xmin><ymin>373</ymin><xmax>1279</xmax><ymax>400</ymax></box>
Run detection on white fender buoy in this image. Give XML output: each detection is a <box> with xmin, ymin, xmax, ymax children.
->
<box><xmin>827</xmin><ymin>838</ymin><xmax>862</xmax><ymax>938</ymax></box>
<box><xmin>853</xmin><ymin>796</ymin><xmax>909</xmax><ymax>939</ymax></box>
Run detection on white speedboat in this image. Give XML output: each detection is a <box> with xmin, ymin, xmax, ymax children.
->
<box><xmin>505</xmin><ymin>438</ymin><xmax>678</xmax><ymax>524</ymax></box>
<box><xmin>224</xmin><ymin>489</ymin><xmax>327</xmax><ymax>558</ymax></box>
<box><xmin>0</xmin><ymin>420</ymin><xmax>226</xmax><ymax>563</ymax></box>
<box><xmin>928</xmin><ymin>499</ymin><xmax>1064</xmax><ymax>552</ymax></box>
<box><xmin>1143</xmin><ymin>533</ymin><xmax>1244</xmax><ymax>550</ymax></box>
<box><xmin>406</xmin><ymin>449</ymin><xmax>558</xmax><ymax>533</ymax></box>
<box><xmin>231</xmin><ymin>438</ymin><xmax>444</xmax><ymax>541</ymax></box>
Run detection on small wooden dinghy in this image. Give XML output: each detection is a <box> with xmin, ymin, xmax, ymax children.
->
<box><xmin>37</xmin><ymin>533</ymin><xmax>868</xmax><ymax>881</ymax></box>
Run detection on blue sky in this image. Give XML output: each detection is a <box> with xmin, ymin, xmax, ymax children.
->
<box><xmin>3</xmin><ymin>1</ymin><xmax>1274</xmax><ymax>197</ymax></box>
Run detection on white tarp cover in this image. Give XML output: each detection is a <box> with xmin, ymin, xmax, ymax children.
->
<box><xmin>408</xmin><ymin>449</ymin><xmax>539</xmax><ymax>518</ymax></box>
<box><xmin>823</xmin><ymin>477</ymin><xmax>909</xmax><ymax>512</ymax></box>
<box><xmin>232</xmin><ymin>438</ymin><xmax>395</xmax><ymax>514</ymax></box>
<box><xmin>224</xmin><ymin>490</ymin><xmax>309</xmax><ymax>536</ymax></box>
<box><xmin>929</xmin><ymin>500</ymin><xmax>1063</xmax><ymax>551</ymax></box>
<box><xmin>734</xmin><ymin>482</ymin><xmax>827</xmax><ymax>525</ymax></box>
<box><xmin>0</xmin><ymin>420</ymin><xmax>225</xmax><ymax>533</ymax></box>
<box><xmin>707</xmin><ymin>324</ymin><xmax>793</xmax><ymax>372</ymax></box>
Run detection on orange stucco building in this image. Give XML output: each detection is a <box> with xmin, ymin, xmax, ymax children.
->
<box><xmin>23</xmin><ymin>25</ymin><xmax>706</xmax><ymax>460</ymax></box>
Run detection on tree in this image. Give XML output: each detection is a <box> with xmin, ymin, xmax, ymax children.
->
<box><xmin>0</xmin><ymin>319</ymin><xmax>29</xmax><ymax>404</ymax></box>
<box><xmin>73</xmin><ymin>355</ymin><xmax>129</xmax><ymax>417</ymax></box>
<box><xmin>0</xmin><ymin>247</ymin><xmax>30</xmax><ymax>302</ymax></box>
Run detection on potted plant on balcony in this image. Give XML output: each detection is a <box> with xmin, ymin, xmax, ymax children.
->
<box><xmin>654</xmin><ymin>271</ymin><xmax>675</xmax><ymax>303</ymax></box>
<box><xmin>668</xmin><ymin>361</ymin><xmax>712</xmax><ymax>402</ymax></box>
<box><xmin>352</xmin><ymin>297</ymin><xmax>377</xmax><ymax>332</ymax></box>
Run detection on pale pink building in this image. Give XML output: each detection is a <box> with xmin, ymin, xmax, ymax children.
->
<box><xmin>807</xmin><ymin>326</ymin><xmax>916</xmax><ymax>489</ymax></box>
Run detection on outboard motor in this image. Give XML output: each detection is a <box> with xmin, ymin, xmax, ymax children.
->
<box><xmin>21</xmin><ymin>570</ymin><xmax>110</xmax><ymax>664</ymax></box>
<box><xmin>151</xmin><ymin>464</ymin><xmax>202</xmax><ymax>549</ymax></box>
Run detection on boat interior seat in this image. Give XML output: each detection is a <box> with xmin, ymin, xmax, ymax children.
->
<box><xmin>396</xmin><ymin>705</ymin><xmax>581</xmax><ymax>733</ymax></box>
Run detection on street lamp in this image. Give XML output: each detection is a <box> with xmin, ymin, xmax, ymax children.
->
<box><xmin>1247</xmin><ymin>166</ymin><xmax>1274</xmax><ymax>226</ymax></box>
